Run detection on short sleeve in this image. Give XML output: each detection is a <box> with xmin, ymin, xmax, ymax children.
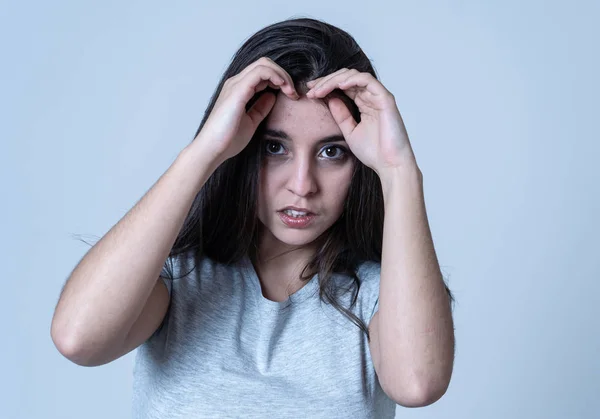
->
<box><xmin>159</xmin><ymin>255</ymin><xmax>179</xmax><ymax>297</ymax></box>
<box><xmin>370</xmin><ymin>296</ymin><xmax>380</xmax><ymax>319</ymax></box>
<box><xmin>160</xmin><ymin>275</ymin><xmax>172</xmax><ymax>296</ymax></box>
<box><xmin>149</xmin><ymin>254</ymin><xmax>183</xmax><ymax>340</ymax></box>
<box><xmin>356</xmin><ymin>260</ymin><xmax>382</xmax><ymax>323</ymax></box>
<box><xmin>159</xmin><ymin>250</ymin><xmax>199</xmax><ymax>297</ymax></box>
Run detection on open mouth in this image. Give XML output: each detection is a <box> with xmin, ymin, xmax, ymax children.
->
<box><xmin>277</xmin><ymin>211</ymin><xmax>316</xmax><ymax>228</ymax></box>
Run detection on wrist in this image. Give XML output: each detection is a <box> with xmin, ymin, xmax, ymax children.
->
<box><xmin>377</xmin><ymin>158</ymin><xmax>422</xmax><ymax>194</ymax></box>
<box><xmin>181</xmin><ymin>138</ymin><xmax>225</xmax><ymax>171</ymax></box>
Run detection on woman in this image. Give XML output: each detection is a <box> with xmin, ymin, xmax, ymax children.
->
<box><xmin>51</xmin><ymin>17</ymin><xmax>455</xmax><ymax>418</ymax></box>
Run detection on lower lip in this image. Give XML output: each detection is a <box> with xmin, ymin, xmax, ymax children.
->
<box><xmin>278</xmin><ymin>211</ymin><xmax>316</xmax><ymax>228</ymax></box>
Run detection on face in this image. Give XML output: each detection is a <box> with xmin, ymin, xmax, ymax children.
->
<box><xmin>256</xmin><ymin>92</ymin><xmax>356</xmax><ymax>255</ymax></box>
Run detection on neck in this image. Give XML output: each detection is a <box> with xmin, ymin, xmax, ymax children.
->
<box><xmin>251</xmin><ymin>225</ymin><xmax>321</xmax><ymax>280</ymax></box>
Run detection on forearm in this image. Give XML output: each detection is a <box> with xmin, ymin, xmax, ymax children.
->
<box><xmin>377</xmin><ymin>161</ymin><xmax>455</xmax><ymax>400</ymax></box>
<box><xmin>51</xmin><ymin>141</ymin><xmax>220</xmax><ymax>358</ymax></box>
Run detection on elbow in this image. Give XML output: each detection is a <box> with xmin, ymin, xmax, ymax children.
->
<box><xmin>51</xmin><ymin>331</ymin><xmax>91</xmax><ymax>366</ymax></box>
<box><xmin>51</xmin><ymin>323</ymin><xmax>106</xmax><ymax>367</ymax></box>
<box><xmin>406</xmin><ymin>382</ymin><xmax>449</xmax><ymax>407</ymax></box>
<box><xmin>381</xmin><ymin>375</ymin><xmax>450</xmax><ymax>408</ymax></box>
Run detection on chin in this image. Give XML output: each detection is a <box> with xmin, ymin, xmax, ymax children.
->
<box><xmin>272</xmin><ymin>227</ymin><xmax>322</xmax><ymax>247</ymax></box>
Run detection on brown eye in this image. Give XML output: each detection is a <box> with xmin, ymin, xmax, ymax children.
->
<box><xmin>264</xmin><ymin>141</ymin><xmax>285</xmax><ymax>155</ymax></box>
<box><xmin>323</xmin><ymin>146</ymin><xmax>338</xmax><ymax>157</ymax></box>
<box><xmin>319</xmin><ymin>145</ymin><xmax>347</xmax><ymax>160</ymax></box>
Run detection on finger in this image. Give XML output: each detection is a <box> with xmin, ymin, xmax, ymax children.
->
<box><xmin>305</xmin><ymin>79</ymin><xmax>319</xmax><ymax>88</ymax></box>
<box><xmin>246</xmin><ymin>65</ymin><xmax>299</xmax><ymax>100</ymax></box>
<box><xmin>305</xmin><ymin>76</ymin><xmax>329</xmax><ymax>88</ymax></box>
<box><xmin>337</xmin><ymin>73</ymin><xmax>388</xmax><ymax>97</ymax></box>
<box><xmin>238</xmin><ymin>57</ymin><xmax>297</xmax><ymax>97</ymax></box>
<box><xmin>308</xmin><ymin>72</ymin><xmax>384</xmax><ymax>101</ymax></box>
<box><xmin>309</xmin><ymin>68</ymin><xmax>354</xmax><ymax>92</ymax></box>
<box><xmin>247</xmin><ymin>91</ymin><xmax>277</xmax><ymax>127</ymax></box>
<box><xmin>256</xmin><ymin>64</ymin><xmax>299</xmax><ymax>99</ymax></box>
<box><xmin>306</xmin><ymin>70</ymin><xmax>359</xmax><ymax>98</ymax></box>
<box><xmin>238</xmin><ymin>57</ymin><xmax>276</xmax><ymax>78</ymax></box>
<box><xmin>327</xmin><ymin>97</ymin><xmax>357</xmax><ymax>139</ymax></box>
<box><xmin>230</xmin><ymin>69</ymin><xmax>281</xmax><ymax>107</ymax></box>
<box><xmin>253</xmin><ymin>79</ymin><xmax>282</xmax><ymax>93</ymax></box>
<box><xmin>259</xmin><ymin>57</ymin><xmax>297</xmax><ymax>94</ymax></box>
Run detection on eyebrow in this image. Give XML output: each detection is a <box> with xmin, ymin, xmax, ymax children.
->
<box><xmin>262</xmin><ymin>129</ymin><xmax>346</xmax><ymax>145</ymax></box>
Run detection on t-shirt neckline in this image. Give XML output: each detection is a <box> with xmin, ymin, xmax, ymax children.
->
<box><xmin>240</xmin><ymin>254</ymin><xmax>320</xmax><ymax>312</ymax></box>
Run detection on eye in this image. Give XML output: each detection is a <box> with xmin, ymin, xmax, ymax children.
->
<box><xmin>264</xmin><ymin>141</ymin><xmax>286</xmax><ymax>155</ymax></box>
<box><xmin>319</xmin><ymin>145</ymin><xmax>347</xmax><ymax>160</ymax></box>
<box><xmin>263</xmin><ymin>140</ymin><xmax>348</xmax><ymax>161</ymax></box>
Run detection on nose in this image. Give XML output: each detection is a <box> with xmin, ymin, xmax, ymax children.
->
<box><xmin>286</xmin><ymin>156</ymin><xmax>317</xmax><ymax>197</ymax></box>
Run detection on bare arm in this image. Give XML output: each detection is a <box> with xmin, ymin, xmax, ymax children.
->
<box><xmin>51</xmin><ymin>56</ymin><xmax>300</xmax><ymax>366</ymax></box>
<box><xmin>51</xmin><ymin>140</ymin><xmax>222</xmax><ymax>366</ymax></box>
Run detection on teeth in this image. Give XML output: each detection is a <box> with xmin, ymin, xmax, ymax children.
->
<box><xmin>284</xmin><ymin>209</ymin><xmax>308</xmax><ymax>217</ymax></box>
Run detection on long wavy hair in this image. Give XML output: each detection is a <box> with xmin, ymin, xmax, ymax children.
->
<box><xmin>160</xmin><ymin>16</ymin><xmax>455</xmax><ymax>341</ymax></box>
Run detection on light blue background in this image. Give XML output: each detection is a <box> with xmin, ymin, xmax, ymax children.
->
<box><xmin>3</xmin><ymin>1</ymin><xmax>599</xmax><ymax>418</ymax></box>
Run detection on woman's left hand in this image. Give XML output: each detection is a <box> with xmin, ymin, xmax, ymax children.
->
<box><xmin>306</xmin><ymin>69</ymin><xmax>418</xmax><ymax>175</ymax></box>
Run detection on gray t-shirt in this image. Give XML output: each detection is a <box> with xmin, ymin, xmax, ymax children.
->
<box><xmin>132</xmin><ymin>250</ymin><xmax>396</xmax><ymax>418</ymax></box>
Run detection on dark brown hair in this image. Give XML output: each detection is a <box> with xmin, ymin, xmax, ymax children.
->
<box><xmin>161</xmin><ymin>16</ymin><xmax>455</xmax><ymax>341</ymax></box>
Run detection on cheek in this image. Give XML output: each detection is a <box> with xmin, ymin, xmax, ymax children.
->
<box><xmin>323</xmin><ymin>164</ymin><xmax>354</xmax><ymax>189</ymax></box>
<box><xmin>259</xmin><ymin>162</ymin><xmax>288</xmax><ymax>189</ymax></box>
<box><xmin>330</xmin><ymin>186</ymin><xmax>351</xmax><ymax>209</ymax></box>
<box><xmin>257</xmin><ymin>166</ymin><xmax>281</xmax><ymax>210</ymax></box>
<box><xmin>323</xmin><ymin>168</ymin><xmax>353</xmax><ymax>208</ymax></box>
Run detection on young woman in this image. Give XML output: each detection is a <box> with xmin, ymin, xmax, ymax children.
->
<box><xmin>51</xmin><ymin>17</ymin><xmax>455</xmax><ymax>418</ymax></box>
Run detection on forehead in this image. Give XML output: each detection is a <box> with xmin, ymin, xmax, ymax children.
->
<box><xmin>263</xmin><ymin>93</ymin><xmax>342</xmax><ymax>139</ymax></box>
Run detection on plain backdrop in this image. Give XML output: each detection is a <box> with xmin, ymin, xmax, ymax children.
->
<box><xmin>3</xmin><ymin>0</ymin><xmax>599</xmax><ymax>418</ymax></box>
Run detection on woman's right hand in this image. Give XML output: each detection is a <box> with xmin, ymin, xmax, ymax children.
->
<box><xmin>193</xmin><ymin>57</ymin><xmax>300</xmax><ymax>164</ymax></box>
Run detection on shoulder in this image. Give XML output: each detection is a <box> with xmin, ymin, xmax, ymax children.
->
<box><xmin>336</xmin><ymin>260</ymin><xmax>382</xmax><ymax>323</ymax></box>
<box><xmin>355</xmin><ymin>260</ymin><xmax>381</xmax><ymax>286</ymax></box>
<box><xmin>160</xmin><ymin>248</ymin><xmax>226</xmax><ymax>292</ymax></box>
<box><xmin>161</xmin><ymin>248</ymin><xmax>200</xmax><ymax>279</ymax></box>
<box><xmin>161</xmin><ymin>249</ymin><xmax>246</xmax><ymax>290</ymax></box>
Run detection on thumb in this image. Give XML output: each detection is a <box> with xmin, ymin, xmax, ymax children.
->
<box><xmin>327</xmin><ymin>97</ymin><xmax>356</xmax><ymax>139</ymax></box>
<box><xmin>247</xmin><ymin>92</ymin><xmax>277</xmax><ymax>128</ymax></box>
